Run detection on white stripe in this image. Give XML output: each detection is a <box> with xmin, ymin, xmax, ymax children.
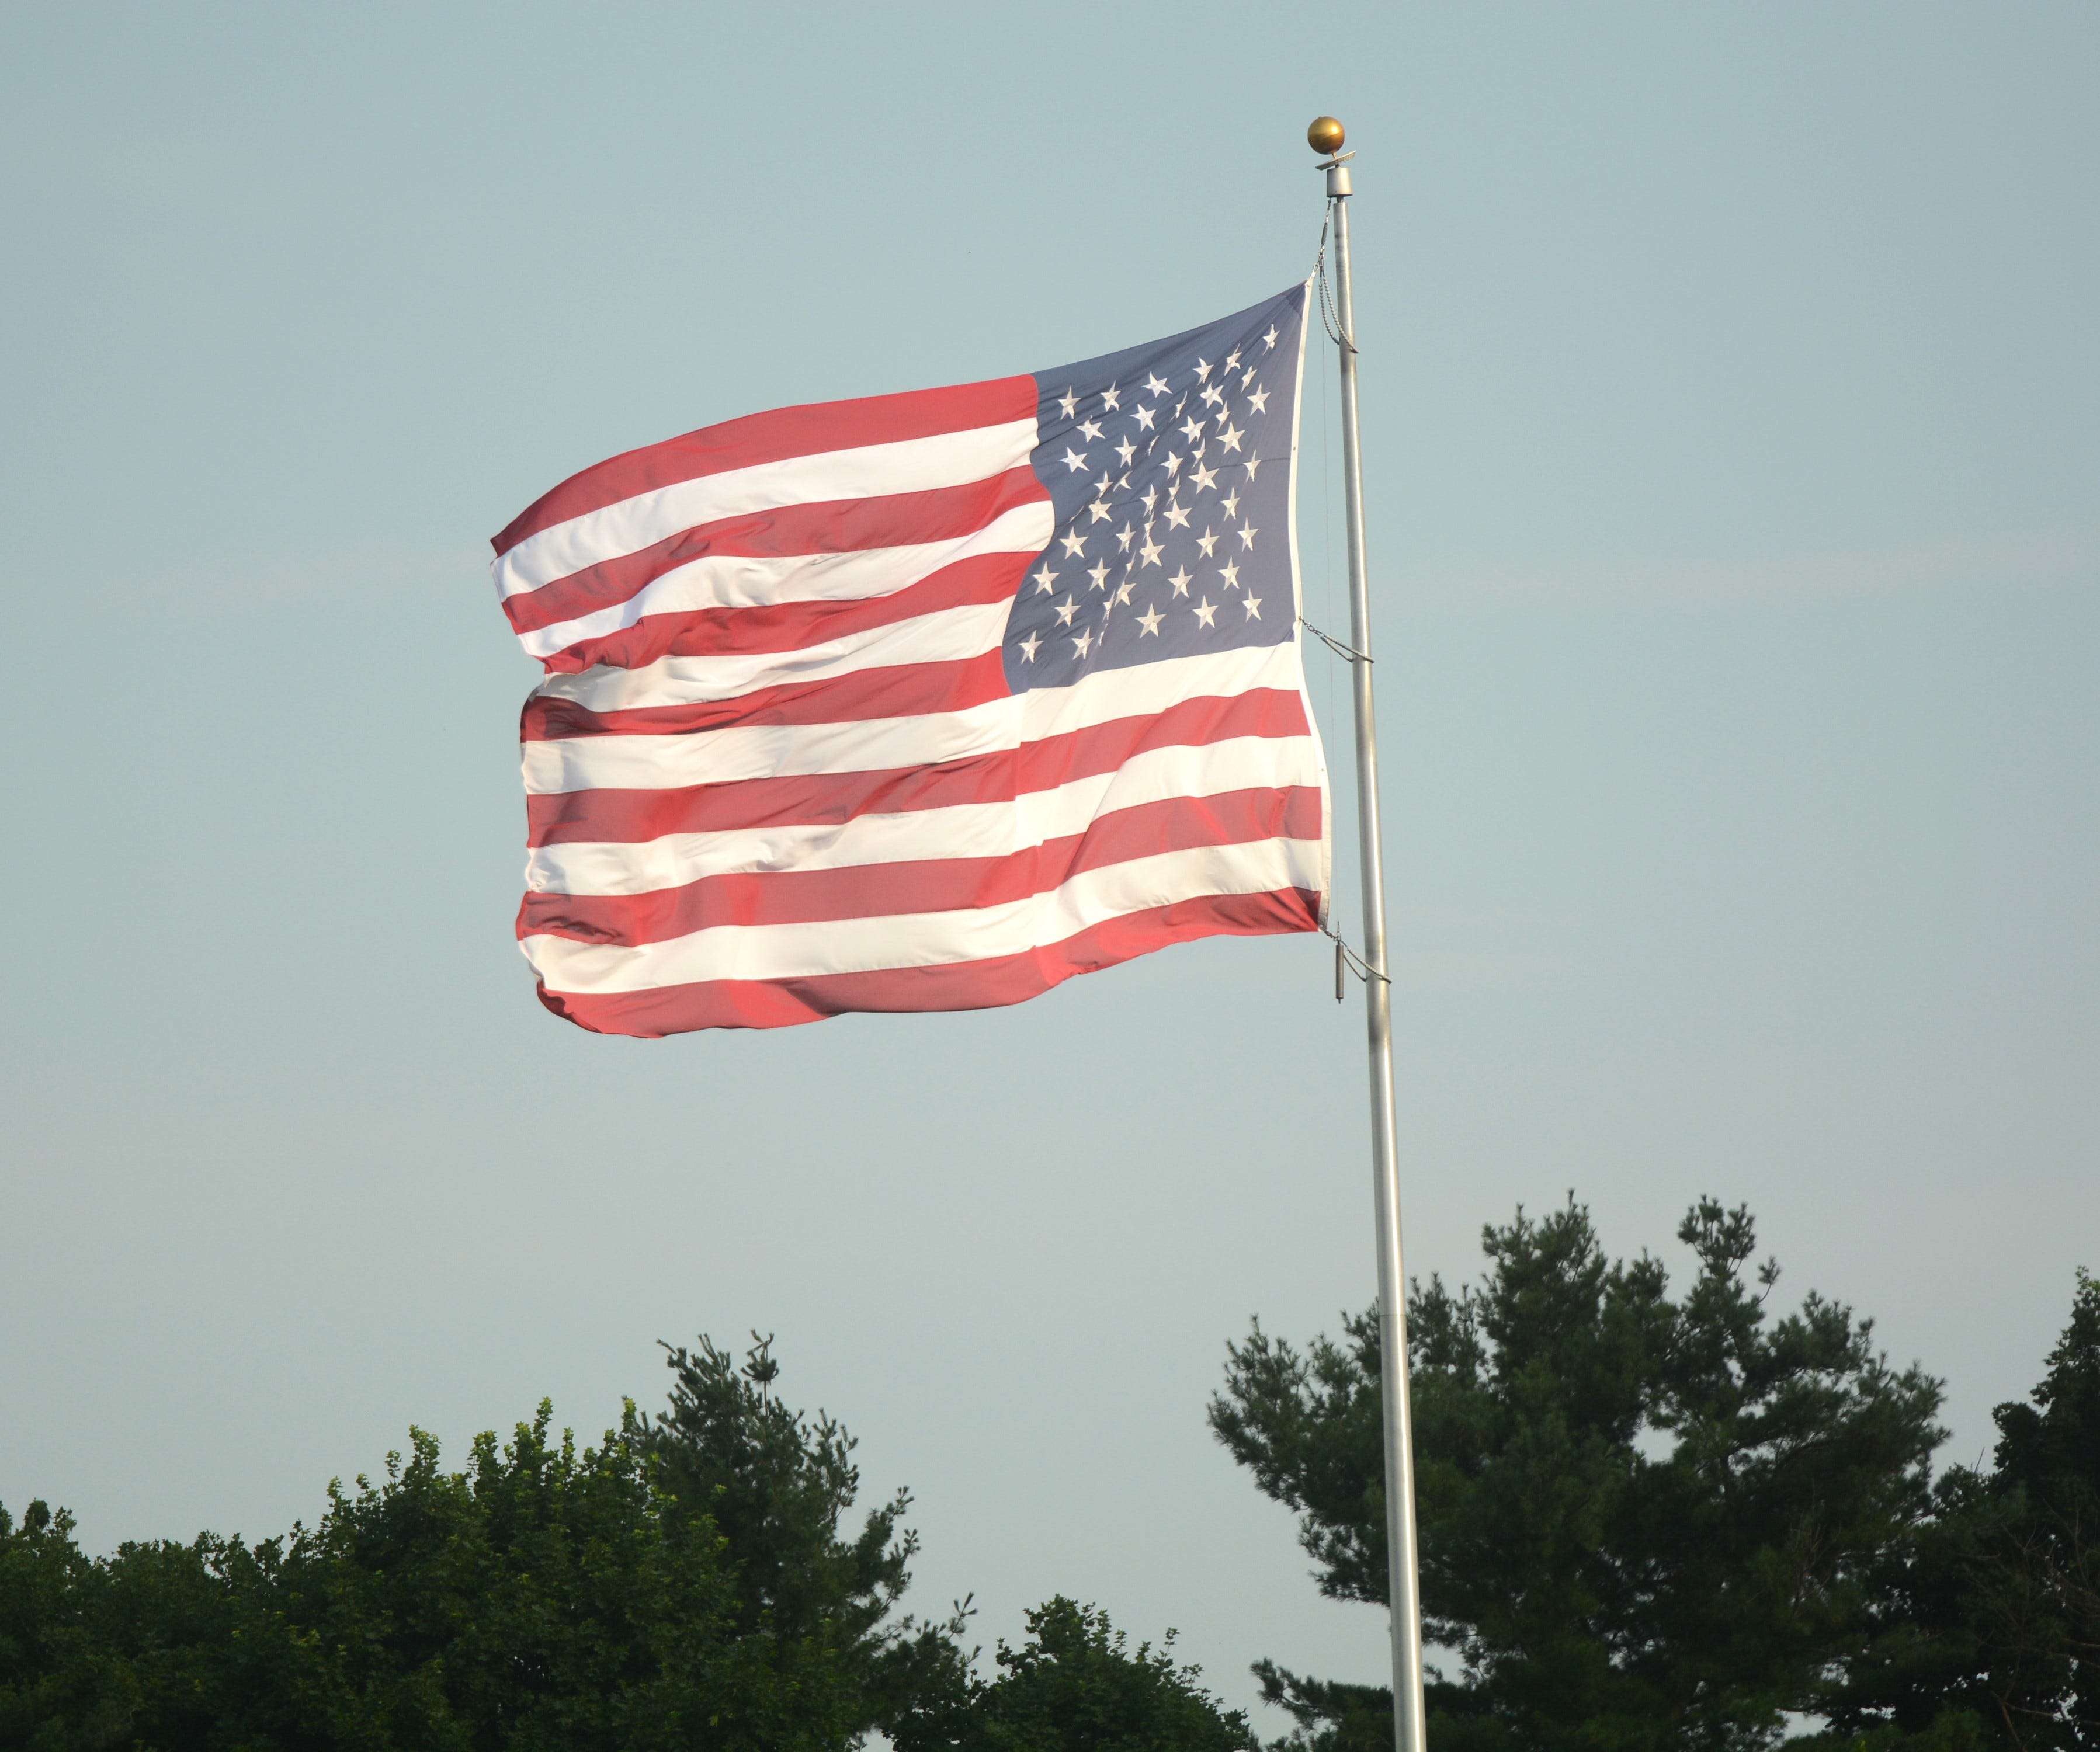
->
<box><xmin>517</xmin><ymin>500</ymin><xmax>1053</xmax><ymax>662</ymax></box>
<box><xmin>494</xmin><ymin>419</ymin><xmax>1039</xmax><ymax>599</ymax></box>
<box><xmin>526</xmin><ymin>734</ymin><xmax>1323</xmax><ymax>895</ymax></box>
<box><xmin>521</xmin><ymin>639</ymin><xmax>1304</xmax><ymax>795</ymax></box>
<box><xmin>1012</xmin><ymin>638</ymin><xmax>1300</xmax><ymax>742</ymax></box>
<box><xmin>522</xmin><ymin>838</ymin><xmax>1322</xmax><ymax>992</ymax></box>
<box><xmin>532</xmin><ymin>602</ymin><xmax>1009</xmax><ymax>714</ymax></box>
<box><xmin>525</xmin><ymin>696</ymin><xmax>1022</xmax><ymax>795</ymax></box>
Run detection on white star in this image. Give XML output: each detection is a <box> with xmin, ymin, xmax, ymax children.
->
<box><xmin>1060</xmin><ymin>530</ymin><xmax>1087</xmax><ymax>558</ymax></box>
<box><xmin>1219</xmin><ymin>422</ymin><xmax>1245</xmax><ymax>453</ymax></box>
<box><xmin>1163</xmin><ymin>498</ymin><xmax>1190</xmax><ymax>529</ymax></box>
<box><xmin>1243</xmin><ymin>456</ymin><xmax>1262</xmax><ymax>481</ymax></box>
<box><xmin>1247</xmin><ymin>386</ymin><xmax>1269</xmax><ymax>413</ymax></box>
<box><xmin>1141</xmin><ymin>485</ymin><xmax>1158</xmax><ymax>515</ymax></box>
<box><xmin>1032</xmin><ymin>563</ymin><xmax>1058</xmax><ymax>593</ymax></box>
<box><xmin>1115</xmin><ymin>524</ymin><xmax>1134</xmax><ymax>553</ymax></box>
<box><xmin>1073</xmin><ymin>628</ymin><xmax>1094</xmax><ymax>657</ymax></box>
<box><xmin>1193</xmin><ymin>596</ymin><xmax>1218</xmax><ymax>627</ymax></box>
<box><xmin>1054</xmin><ymin>595</ymin><xmax>1078</xmax><ymax>625</ymax></box>
<box><xmin>1087</xmin><ymin>499</ymin><xmax>1113</xmax><ymax>524</ymax></box>
<box><xmin>1115</xmin><ymin>436</ymin><xmax>1136</xmax><ymax>465</ymax></box>
<box><xmin>1242</xmin><ymin>593</ymin><xmax>1262</xmax><ymax>620</ymax></box>
<box><xmin>1192</xmin><ymin>460</ymin><xmax>1219</xmax><ymax>493</ymax></box>
<box><xmin>1137</xmin><ymin>603</ymin><xmax>1163</xmax><ymax>637</ymax></box>
<box><xmin>1195</xmin><ymin>357</ymin><xmax>1213</xmax><ymax>381</ymax></box>
<box><xmin>1168</xmin><ymin>566</ymin><xmax>1192</xmax><ymax>597</ymax></box>
<box><xmin>1134</xmin><ymin>404</ymin><xmax>1156</xmax><ymax>431</ymax></box>
<box><xmin>1164</xmin><ymin>452</ymin><xmax>1183</xmax><ymax>477</ymax></box>
<box><xmin>1226</xmin><ymin>350</ymin><xmax>1241</xmax><ymax>371</ymax></box>
<box><xmin>1238</xmin><ymin>524</ymin><xmax>1258</xmax><ymax>551</ymax></box>
<box><xmin>1116</xmin><ymin>577</ymin><xmax>1136</xmax><ymax>603</ymax></box>
<box><xmin>1262</xmin><ymin>325</ymin><xmax>1278</xmax><ymax>350</ymax></box>
<box><xmin>1101</xmin><ymin>383</ymin><xmax>1120</xmax><ymax>411</ymax></box>
<box><xmin>1093</xmin><ymin>472</ymin><xmax>1112</xmax><ymax>495</ymax></box>
<box><xmin>1079</xmin><ymin>418</ymin><xmax>1103</xmax><ymax>441</ymax></box>
<box><xmin>1197</xmin><ymin>527</ymin><xmax>1219</xmax><ymax>557</ymax></box>
<box><xmin>1200</xmin><ymin>381</ymin><xmax>1224</xmax><ymax>409</ymax></box>
<box><xmin>1139</xmin><ymin>533</ymin><xmax>1164</xmax><ymax>567</ymax></box>
<box><xmin>1179</xmin><ymin>416</ymin><xmax>1205</xmax><ymax>443</ymax></box>
<box><xmin>1018</xmin><ymin>630</ymin><xmax>1042</xmax><ymax>662</ymax></box>
<box><xmin>1145</xmin><ymin>371</ymin><xmax>1169</xmax><ymax>397</ymax></box>
<box><xmin>1241</xmin><ymin>367</ymin><xmax>1258</xmax><ymax>391</ymax></box>
<box><xmin>1061</xmin><ymin>447</ymin><xmax>1088</xmax><ymax>473</ymax></box>
<box><xmin>1101</xmin><ymin>599</ymin><xmax>1113</xmax><ymax>621</ymax></box>
<box><xmin>1221</xmin><ymin>488</ymin><xmax>1241</xmax><ymax>517</ymax></box>
<box><xmin>1220</xmin><ymin>558</ymin><xmax>1241</xmax><ymax>589</ymax></box>
<box><xmin>1088</xmin><ymin>559</ymin><xmax>1110</xmax><ymax>590</ymax></box>
<box><xmin>1058</xmin><ymin>387</ymin><xmax>1078</xmax><ymax>417</ymax></box>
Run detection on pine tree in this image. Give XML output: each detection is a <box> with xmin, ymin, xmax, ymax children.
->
<box><xmin>1211</xmin><ymin>1198</ymin><xmax>1946</xmax><ymax>1752</ymax></box>
<box><xmin>1824</xmin><ymin>1270</ymin><xmax>2100</xmax><ymax>1750</ymax></box>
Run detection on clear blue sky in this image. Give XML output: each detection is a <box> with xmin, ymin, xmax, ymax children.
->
<box><xmin>4</xmin><ymin>2</ymin><xmax>2095</xmax><ymax>1727</ymax></box>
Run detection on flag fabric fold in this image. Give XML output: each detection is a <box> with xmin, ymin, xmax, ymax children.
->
<box><xmin>491</xmin><ymin>283</ymin><xmax>1330</xmax><ymax>1035</ymax></box>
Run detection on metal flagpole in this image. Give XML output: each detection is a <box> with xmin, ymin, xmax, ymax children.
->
<box><xmin>1308</xmin><ymin>114</ymin><xmax>1430</xmax><ymax>1752</ymax></box>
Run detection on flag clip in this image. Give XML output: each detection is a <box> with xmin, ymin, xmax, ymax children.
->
<box><xmin>1300</xmin><ymin>616</ymin><xmax>1371</xmax><ymax>665</ymax></box>
<box><xmin>1323</xmin><ymin>924</ymin><xmax>1389</xmax><ymax>994</ymax></box>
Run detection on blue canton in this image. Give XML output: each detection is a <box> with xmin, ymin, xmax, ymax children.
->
<box><xmin>1005</xmin><ymin>284</ymin><xmax>1308</xmax><ymax>693</ymax></box>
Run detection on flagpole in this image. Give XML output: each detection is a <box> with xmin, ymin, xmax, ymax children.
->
<box><xmin>1309</xmin><ymin>114</ymin><xmax>1429</xmax><ymax>1752</ymax></box>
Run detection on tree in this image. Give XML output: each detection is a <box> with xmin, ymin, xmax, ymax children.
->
<box><xmin>0</xmin><ymin>1497</ymin><xmax>129</xmax><ymax>1748</ymax></box>
<box><xmin>4</xmin><ymin>1332</ymin><xmax>1263</xmax><ymax>1751</ymax></box>
<box><xmin>1210</xmin><ymin>1198</ymin><xmax>1947</xmax><ymax>1752</ymax></box>
<box><xmin>3</xmin><ymin>1407</ymin><xmax>759</xmax><ymax>1751</ymax></box>
<box><xmin>901</xmin><ymin>1596</ymin><xmax>1256</xmax><ymax>1752</ymax></box>
<box><xmin>637</xmin><ymin>1331</ymin><xmax>973</xmax><ymax>1746</ymax></box>
<box><xmin>1821</xmin><ymin>1270</ymin><xmax>2100</xmax><ymax>1751</ymax></box>
<box><xmin>0</xmin><ymin>1335</ymin><xmax>962</xmax><ymax>1750</ymax></box>
<box><xmin>1979</xmin><ymin>1268</ymin><xmax>2100</xmax><ymax>1744</ymax></box>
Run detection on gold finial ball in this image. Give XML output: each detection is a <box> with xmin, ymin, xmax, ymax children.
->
<box><xmin>1307</xmin><ymin>116</ymin><xmax>1345</xmax><ymax>155</ymax></box>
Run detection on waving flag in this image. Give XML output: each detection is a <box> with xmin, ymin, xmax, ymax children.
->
<box><xmin>491</xmin><ymin>284</ymin><xmax>1329</xmax><ymax>1035</ymax></box>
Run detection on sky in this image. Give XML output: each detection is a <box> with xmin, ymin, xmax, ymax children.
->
<box><xmin>4</xmin><ymin>1</ymin><xmax>2096</xmax><ymax>1730</ymax></box>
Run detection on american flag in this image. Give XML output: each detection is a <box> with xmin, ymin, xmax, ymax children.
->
<box><xmin>491</xmin><ymin>283</ymin><xmax>1330</xmax><ymax>1035</ymax></box>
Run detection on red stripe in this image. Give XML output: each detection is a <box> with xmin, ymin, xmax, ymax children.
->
<box><xmin>504</xmin><ymin>467</ymin><xmax>1047</xmax><ymax>638</ymax></box>
<box><xmin>492</xmin><ymin>377</ymin><xmax>1040</xmax><ymax>558</ymax></box>
<box><xmin>533</xmin><ymin>888</ymin><xmax>1323</xmax><ymax>1035</ymax></box>
<box><xmin>539</xmin><ymin>550</ymin><xmax>1028</xmax><ymax>675</ymax></box>
<box><xmin>519</xmin><ymin>787</ymin><xmax>1324</xmax><ymax>946</ymax></box>
<box><xmin>522</xmin><ymin>652</ymin><xmax>1009</xmax><ymax>743</ymax></box>
<box><xmin>526</xmin><ymin>689</ymin><xmax>1312</xmax><ymax>848</ymax></box>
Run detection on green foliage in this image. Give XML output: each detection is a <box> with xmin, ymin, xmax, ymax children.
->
<box><xmin>910</xmin><ymin>1596</ymin><xmax>1256</xmax><ymax>1752</ymax></box>
<box><xmin>1212</xmin><ymin>1198</ymin><xmax>1949</xmax><ymax>1752</ymax></box>
<box><xmin>0</xmin><ymin>1334</ymin><xmax>1256</xmax><ymax>1751</ymax></box>
<box><xmin>637</xmin><ymin>1332</ymin><xmax>973</xmax><ymax>1744</ymax></box>
<box><xmin>2</xmin><ymin>1406</ymin><xmax>754</xmax><ymax>1750</ymax></box>
<box><xmin>18</xmin><ymin>1226</ymin><xmax>2082</xmax><ymax>1752</ymax></box>
<box><xmin>0</xmin><ymin>1498</ymin><xmax>122</xmax><ymax>1748</ymax></box>
<box><xmin>1984</xmin><ymin>1267</ymin><xmax>2100</xmax><ymax>1742</ymax></box>
<box><xmin>1819</xmin><ymin>1269</ymin><xmax>2100</xmax><ymax>1751</ymax></box>
<box><xmin>0</xmin><ymin>1338</ymin><xmax>962</xmax><ymax>1750</ymax></box>
<box><xmin>270</xmin><ymin>1407</ymin><xmax>760</xmax><ymax>1748</ymax></box>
